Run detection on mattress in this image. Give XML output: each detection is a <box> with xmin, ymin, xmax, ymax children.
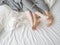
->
<box><xmin>0</xmin><ymin>0</ymin><xmax>60</xmax><ymax>45</ymax></box>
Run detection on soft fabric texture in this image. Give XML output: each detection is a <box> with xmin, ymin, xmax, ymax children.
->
<box><xmin>44</xmin><ymin>0</ymin><xmax>56</xmax><ymax>8</ymax></box>
<box><xmin>0</xmin><ymin>0</ymin><xmax>60</xmax><ymax>45</ymax></box>
<box><xmin>0</xmin><ymin>0</ymin><xmax>23</xmax><ymax>12</ymax></box>
<box><xmin>30</xmin><ymin>0</ymin><xmax>49</xmax><ymax>11</ymax></box>
<box><xmin>0</xmin><ymin>0</ymin><xmax>56</xmax><ymax>12</ymax></box>
<box><xmin>0</xmin><ymin>0</ymin><xmax>48</xmax><ymax>12</ymax></box>
<box><xmin>0</xmin><ymin>0</ymin><xmax>56</xmax><ymax>33</ymax></box>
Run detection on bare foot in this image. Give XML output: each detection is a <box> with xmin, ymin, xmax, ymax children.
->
<box><xmin>32</xmin><ymin>13</ymin><xmax>40</xmax><ymax>30</ymax></box>
<box><xmin>46</xmin><ymin>15</ymin><xmax>54</xmax><ymax>27</ymax></box>
<box><xmin>32</xmin><ymin>25</ymin><xmax>36</xmax><ymax>30</ymax></box>
<box><xmin>32</xmin><ymin>20</ymin><xmax>40</xmax><ymax>30</ymax></box>
<box><xmin>44</xmin><ymin>10</ymin><xmax>54</xmax><ymax>27</ymax></box>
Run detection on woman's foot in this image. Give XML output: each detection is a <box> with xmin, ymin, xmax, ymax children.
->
<box><xmin>35</xmin><ymin>11</ymin><xmax>54</xmax><ymax>27</ymax></box>
<box><xmin>46</xmin><ymin>15</ymin><xmax>54</xmax><ymax>27</ymax></box>
<box><xmin>44</xmin><ymin>10</ymin><xmax>54</xmax><ymax>27</ymax></box>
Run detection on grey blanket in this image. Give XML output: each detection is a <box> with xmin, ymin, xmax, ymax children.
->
<box><xmin>0</xmin><ymin>0</ymin><xmax>49</xmax><ymax>12</ymax></box>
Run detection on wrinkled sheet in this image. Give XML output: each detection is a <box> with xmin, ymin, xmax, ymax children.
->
<box><xmin>0</xmin><ymin>0</ymin><xmax>60</xmax><ymax>45</ymax></box>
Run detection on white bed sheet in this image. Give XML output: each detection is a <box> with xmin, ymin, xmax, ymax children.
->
<box><xmin>0</xmin><ymin>0</ymin><xmax>60</xmax><ymax>45</ymax></box>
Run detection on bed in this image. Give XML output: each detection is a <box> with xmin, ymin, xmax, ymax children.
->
<box><xmin>0</xmin><ymin>0</ymin><xmax>60</xmax><ymax>45</ymax></box>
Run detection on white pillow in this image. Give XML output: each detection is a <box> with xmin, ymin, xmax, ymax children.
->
<box><xmin>44</xmin><ymin>0</ymin><xmax>56</xmax><ymax>8</ymax></box>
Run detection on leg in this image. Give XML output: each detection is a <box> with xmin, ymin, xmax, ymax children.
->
<box><xmin>25</xmin><ymin>11</ymin><xmax>38</xmax><ymax>30</ymax></box>
<box><xmin>25</xmin><ymin>11</ymin><xmax>40</xmax><ymax>30</ymax></box>
<box><xmin>32</xmin><ymin>13</ymin><xmax>40</xmax><ymax>30</ymax></box>
<box><xmin>35</xmin><ymin>11</ymin><xmax>54</xmax><ymax>26</ymax></box>
<box><xmin>44</xmin><ymin>10</ymin><xmax>54</xmax><ymax>26</ymax></box>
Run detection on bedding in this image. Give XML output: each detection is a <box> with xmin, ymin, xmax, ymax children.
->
<box><xmin>0</xmin><ymin>0</ymin><xmax>50</xmax><ymax>13</ymax></box>
<box><xmin>44</xmin><ymin>0</ymin><xmax>56</xmax><ymax>8</ymax></box>
<box><xmin>0</xmin><ymin>0</ymin><xmax>60</xmax><ymax>45</ymax></box>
